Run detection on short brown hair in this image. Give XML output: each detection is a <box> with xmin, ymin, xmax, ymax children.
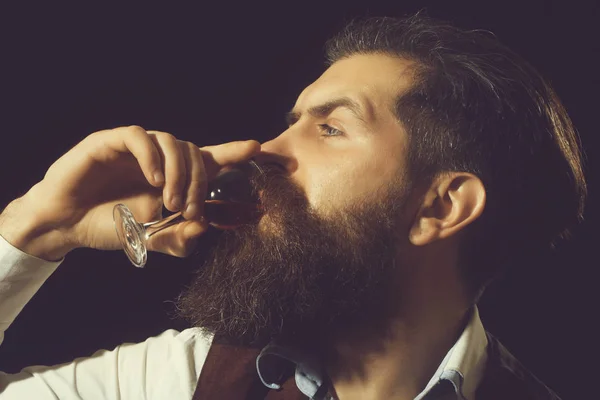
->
<box><xmin>325</xmin><ymin>13</ymin><xmax>587</xmax><ymax>300</ymax></box>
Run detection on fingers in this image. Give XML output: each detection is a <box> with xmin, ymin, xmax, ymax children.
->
<box><xmin>96</xmin><ymin>126</ymin><xmax>165</xmax><ymax>187</ymax></box>
<box><xmin>146</xmin><ymin>131</ymin><xmax>187</xmax><ymax>212</ymax></box>
<box><xmin>100</xmin><ymin>126</ymin><xmax>260</xmax><ymax>220</ymax></box>
<box><xmin>200</xmin><ymin>140</ymin><xmax>261</xmax><ymax>178</ymax></box>
<box><xmin>179</xmin><ymin>141</ymin><xmax>207</xmax><ymax>219</ymax></box>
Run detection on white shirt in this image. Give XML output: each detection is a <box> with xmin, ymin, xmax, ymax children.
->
<box><xmin>0</xmin><ymin>234</ymin><xmax>488</xmax><ymax>399</ymax></box>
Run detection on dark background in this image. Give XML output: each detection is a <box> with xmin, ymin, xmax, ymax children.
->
<box><xmin>0</xmin><ymin>1</ymin><xmax>598</xmax><ymax>398</ymax></box>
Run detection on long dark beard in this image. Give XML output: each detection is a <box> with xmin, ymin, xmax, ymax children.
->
<box><xmin>175</xmin><ymin>165</ymin><xmax>409</xmax><ymax>347</ymax></box>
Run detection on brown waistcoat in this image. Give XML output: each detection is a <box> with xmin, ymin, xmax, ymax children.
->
<box><xmin>191</xmin><ymin>336</ymin><xmax>311</xmax><ymax>400</ymax></box>
<box><xmin>191</xmin><ymin>332</ymin><xmax>563</xmax><ymax>400</ymax></box>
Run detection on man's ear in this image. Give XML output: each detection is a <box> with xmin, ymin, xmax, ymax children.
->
<box><xmin>409</xmin><ymin>172</ymin><xmax>486</xmax><ymax>246</ymax></box>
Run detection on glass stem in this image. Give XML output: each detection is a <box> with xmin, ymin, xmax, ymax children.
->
<box><xmin>143</xmin><ymin>211</ymin><xmax>186</xmax><ymax>239</ymax></box>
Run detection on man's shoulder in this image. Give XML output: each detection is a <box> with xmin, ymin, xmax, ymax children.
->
<box><xmin>476</xmin><ymin>332</ymin><xmax>562</xmax><ymax>400</ymax></box>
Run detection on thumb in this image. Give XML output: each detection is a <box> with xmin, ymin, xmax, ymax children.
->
<box><xmin>146</xmin><ymin>219</ymin><xmax>210</xmax><ymax>258</ymax></box>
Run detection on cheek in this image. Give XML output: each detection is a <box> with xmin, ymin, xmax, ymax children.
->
<box><xmin>302</xmin><ymin>165</ymin><xmax>346</xmax><ymax>212</ymax></box>
<box><xmin>304</xmin><ymin>155</ymin><xmax>400</xmax><ymax>214</ymax></box>
<box><xmin>296</xmin><ymin>128</ymin><xmax>407</xmax><ymax>213</ymax></box>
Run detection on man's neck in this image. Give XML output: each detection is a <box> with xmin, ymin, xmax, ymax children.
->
<box><xmin>324</xmin><ymin>283</ymin><xmax>470</xmax><ymax>400</ymax></box>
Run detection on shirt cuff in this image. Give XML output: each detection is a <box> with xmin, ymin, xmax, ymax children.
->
<box><xmin>0</xmin><ymin>233</ymin><xmax>66</xmax><ymax>264</ymax></box>
<box><xmin>0</xmin><ymin>234</ymin><xmax>63</xmax><ymax>334</ymax></box>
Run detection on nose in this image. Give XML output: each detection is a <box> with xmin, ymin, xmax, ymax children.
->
<box><xmin>253</xmin><ymin>132</ymin><xmax>298</xmax><ymax>173</ymax></box>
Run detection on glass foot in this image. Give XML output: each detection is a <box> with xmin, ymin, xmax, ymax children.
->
<box><xmin>113</xmin><ymin>204</ymin><xmax>147</xmax><ymax>267</ymax></box>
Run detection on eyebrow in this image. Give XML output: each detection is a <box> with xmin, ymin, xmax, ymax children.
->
<box><xmin>285</xmin><ymin>97</ymin><xmax>368</xmax><ymax>126</ymax></box>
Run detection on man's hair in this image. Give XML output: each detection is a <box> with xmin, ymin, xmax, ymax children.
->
<box><xmin>325</xmin><ymin>13</ymin><xmax>587</xmax><ymax>301</ymax></box>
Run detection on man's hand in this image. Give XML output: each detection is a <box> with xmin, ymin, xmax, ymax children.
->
<box><xmin>0</xmin><ymin>126</ymin><xmax>261</xmax><ymax>261</ymax></box>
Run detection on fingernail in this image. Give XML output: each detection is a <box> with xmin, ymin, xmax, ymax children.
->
<box><xmin>171</xmin><ymin>195</ymin><xmax>182</xmax><ymax>209</ymax></box>
<box><xmin>185</xmin><ymin>202</ymin><xmax>198</xmax><ymax>217</ymax></box>
<box><xmin>153</xmin><ymin>171</ymin><xmax>164</xmax><ymax>184</ymax></box>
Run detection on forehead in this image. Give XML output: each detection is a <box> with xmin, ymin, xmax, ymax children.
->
<box><xmin>295</xmin><ymin>53</ymin><xmax>415</xmax><ymax>116</ymax></box>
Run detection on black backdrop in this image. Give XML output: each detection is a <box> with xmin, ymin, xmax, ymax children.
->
<box><xmin>0</xmin><ymin>1</ymin><xmax>598</xmax><ymax>399</ymax></box>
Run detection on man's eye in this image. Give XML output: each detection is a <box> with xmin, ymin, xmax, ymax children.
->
<box><xmin>318</xmin><ymin>124</ymin><xmax>344</xmax><ymax>137</ymax></box>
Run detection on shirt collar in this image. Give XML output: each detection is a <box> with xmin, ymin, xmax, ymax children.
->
<box><xmin>416</xmin><ymin>306</ymin><xmax>488</xmax><ymax>399</ymax></box>
<box><xmin>444</xmin><ymin>306</ymin><xmax>488</xmax><ymax>399</ymax></box>
<box><xmin>256</xmin><ymin>306</ymin><xmax>488</xmax><ymax>399</ymax></box>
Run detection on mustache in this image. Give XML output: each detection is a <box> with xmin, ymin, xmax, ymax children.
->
<box><xmin>250</xmin><ymin>164</ymin><xmax>310</xmax><ymax>216</ymax></box>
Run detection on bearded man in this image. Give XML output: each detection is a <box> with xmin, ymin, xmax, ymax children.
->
<box><xmin>0</xmin><ymin>14</ymin><xmax>586</xmax><ymax>400</ymax></box>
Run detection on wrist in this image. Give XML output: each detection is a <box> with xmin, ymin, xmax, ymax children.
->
<box><xmin>0</xmin><ymin>191</ymin><xmax>73</xmax><ymax>262</ymax></box>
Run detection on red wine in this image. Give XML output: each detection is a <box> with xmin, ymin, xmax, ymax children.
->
<box><xmin>204</xmin><ymin>199</ymin><xmax>263</xmax><ymax>229</ymax></box>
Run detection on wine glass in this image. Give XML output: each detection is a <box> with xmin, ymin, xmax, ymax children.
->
<box><xmin>113</xmin><ymin>160</ymin><xmax>264</xmax><ymax>267</ymax></box>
